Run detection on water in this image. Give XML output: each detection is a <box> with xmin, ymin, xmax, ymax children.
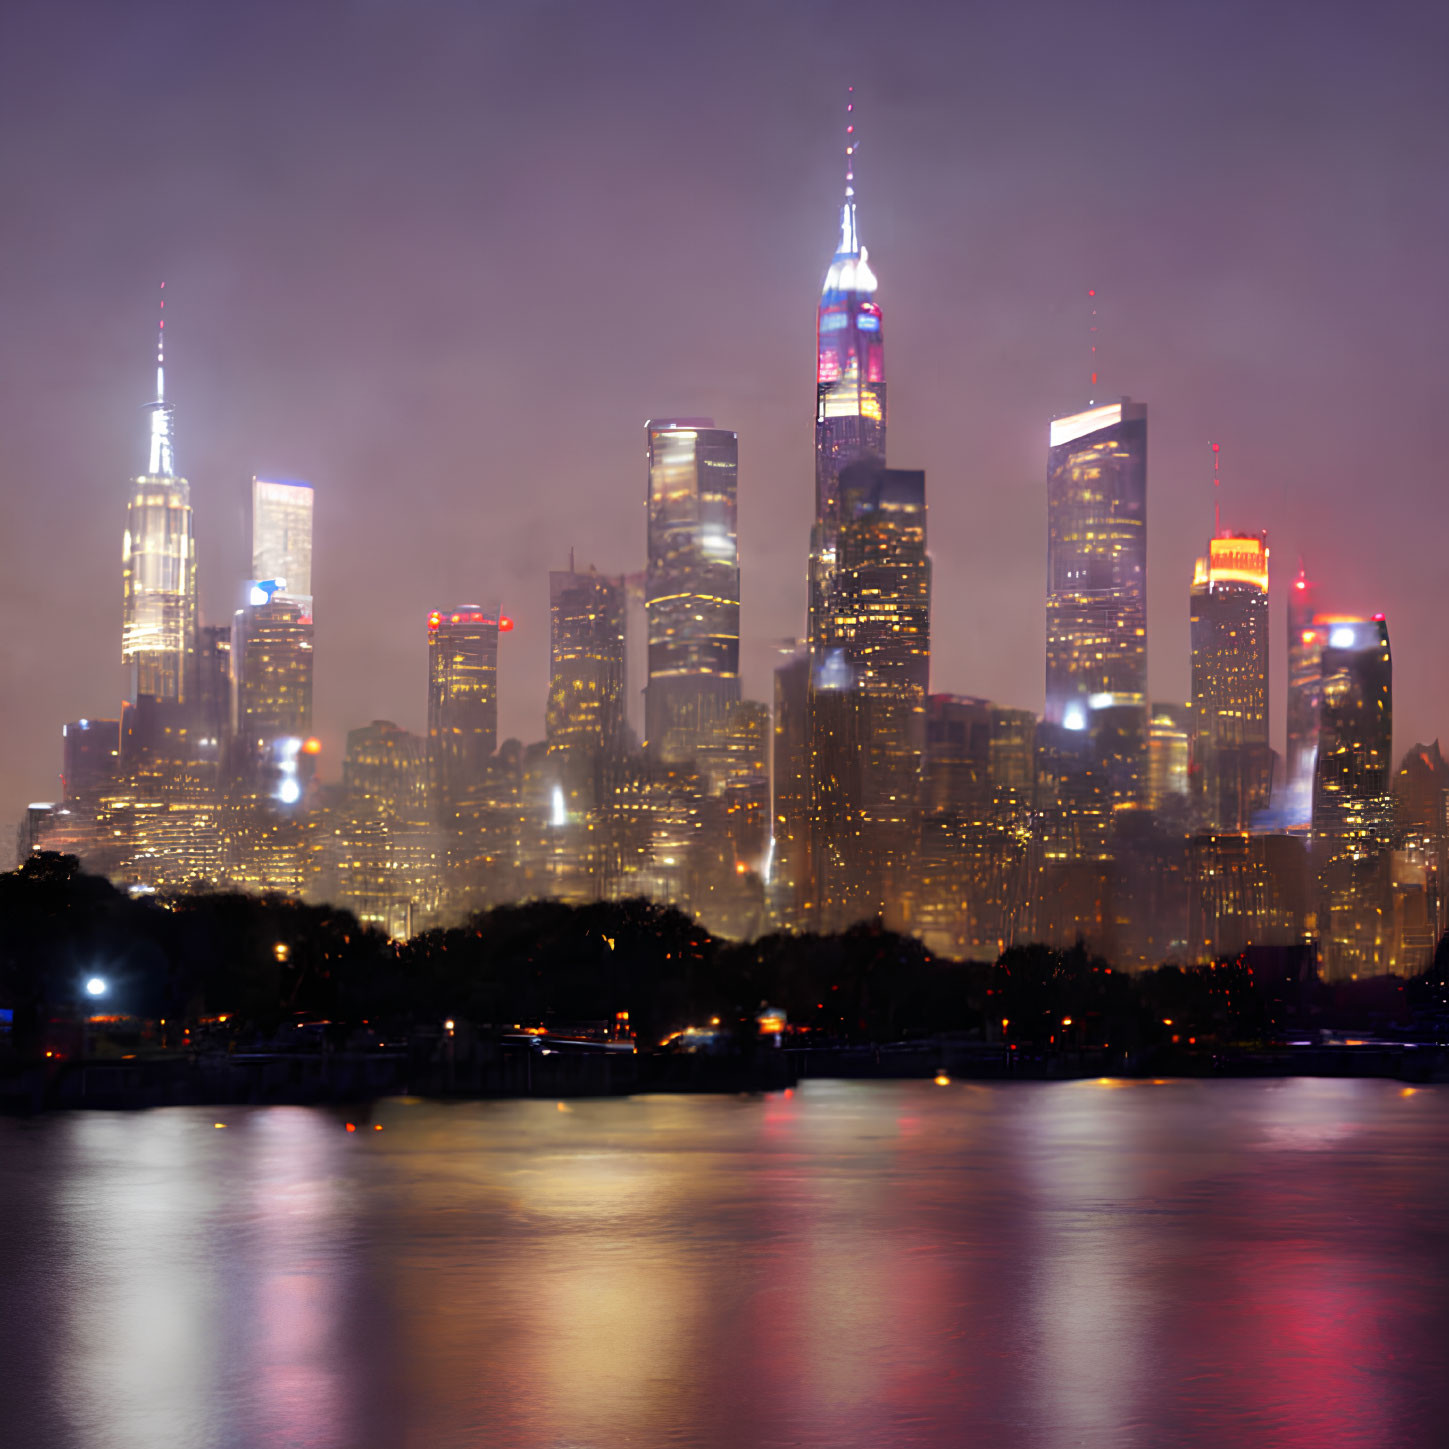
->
<box><xmin>3</xmin><ymin>1079</ymin><xmax>1448</xmax><ymax>1449</ymax></box>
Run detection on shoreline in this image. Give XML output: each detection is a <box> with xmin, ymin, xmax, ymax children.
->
<box><xmin>4</xmin><ymin>1038</ymin><xmax>1446</xmax><ymax>1113</ymax></box>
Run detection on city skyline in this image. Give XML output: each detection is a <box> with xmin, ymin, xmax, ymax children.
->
<box><xmin>3</xmin><ymin>0</ymin><xmax>1448</xmax><ymax>843</ymax></box>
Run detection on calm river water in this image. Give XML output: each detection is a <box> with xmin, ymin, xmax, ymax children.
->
<box><xmin>3</xmin><ymin>1079</ymin><xmax>1448</xmax><ymax>1448</ymax></box>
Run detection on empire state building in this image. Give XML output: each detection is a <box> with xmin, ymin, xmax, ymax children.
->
<box><xmin>121</xmin><ymin>288</ymin><xmax>197</xmax><ymax>703</ymax></box>
<box><xmin>807</xmin><ymin>92</ymin><xmax>886</xmax><ymax>659</ymax></box>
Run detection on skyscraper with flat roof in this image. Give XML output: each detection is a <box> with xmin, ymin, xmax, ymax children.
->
<box><xmin>1190</xmin><ymin>533</ymin><xmax>1271</xmax><ymax>830</ymax></box>
<box><xmin>1285</xmin><ymin>563</ymin><xmax>1323</xmax><ymax>829</ymax></box>
<box><xmin>428</xmin><ymin>606</ymin><xmax>502</xmax><ymax>824</ymax></box>
<box><xmin>644</xmin><ymin>419</ymin><xmax>740</xmax><ymax>761</ymax></box>
<box><xmin>252</xmin><ymin>478</ymin><xmax>314</xmax><ymax>610</ymax></box>
<box><xmin>1313</xmin><ymin>616</ymin><xmax>1393</xmax><ymax>979</ymax></box>
<box><xmin>547</xmin><ymin>562</ymin><xmax>627</xmax><ymax>799</ymax></box>
<box><xmin>1045</xmin><ymin>398</ymin><xmax>1148</xmax><ymax>732</ymax></box>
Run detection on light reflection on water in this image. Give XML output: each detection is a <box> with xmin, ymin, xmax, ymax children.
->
<box><xmin>3</xmin><ymin>1079</ymin><xmax>1448</xmax><ymax>1448</ymax></box>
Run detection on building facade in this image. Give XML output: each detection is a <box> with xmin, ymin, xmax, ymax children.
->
<box><xmin>1312</xmin><ymin>616</ymin><xmax>1393</xmax><ymax>979</ymax></box>
<box><xmin>121</xmin><ymin>315</ymin><xmax>196</xmax><ymax>704</ymax></box>
<box><xmin>1190</xmin><ymin>533</ymin><xmax>1271</xmax><ymax>831</ymax></box>
<box><xmin>643</xmin><ymin>420</ymin><xmax>740</xmax><ymax>762</ymax></box>
<box><xmin>427</xmin><ymin>607</ymin><xmax>501</xmax><ymax>825</ymax></box>
<box><xmin>1044</xmin><ymin>399</ymin><xmax>1148</xmax><ymax>737</ymax></box>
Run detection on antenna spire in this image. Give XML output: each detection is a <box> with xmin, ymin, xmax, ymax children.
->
<box><xmin>146</xmin><ymin>282</ymin><xmax>176</xmax><ymax>477</ymax></box>
<box><xmin>840</xmin><ymin>86</ymin><xmax>859</xmax><ymax>254</ymax></box>
<box><xmin>1087</xmin><ymin>288</ymin><xmax>1099</xmax><ymax>405</ymax></box>
<box><xmin>1211</xmin><ymin>441</ymin><xmax>1221</xmax><ymax>538</ymax></box>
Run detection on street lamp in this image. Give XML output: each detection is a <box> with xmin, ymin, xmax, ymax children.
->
<box><xmin>84</xmin><ymin>977</ymin><xmax>108</xmax><ymax>999</ymax></box>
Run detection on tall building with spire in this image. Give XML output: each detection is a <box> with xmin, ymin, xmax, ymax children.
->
<box><xmin>121</xmin><ymin>285</ymin><xmax>197</xmax><ymax>703</ymax></box>
<box><xmin>808</xmin><ymin>89</ymin><xmax>886</xmax><ymax>659</ymax></box>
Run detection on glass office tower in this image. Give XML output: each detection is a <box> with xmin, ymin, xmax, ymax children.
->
<box><xmin>1190</xmin><ymin>533</ymin><xmax>1272</xmax><ymax>830</ymax></box>
<box><xmin>644</xmin><ymin>419</ymin><xmax>740</xmax><ymax>761</ymax></box>
<box><xmin>1045</xmin><ymin>399</ymin><xmax>1148</xmax><ymax>733</ymax></box>
<box><xmin>1285</xmin><ymin>563</ymin><xmax>1324</xmax><ymax>829</ymax></box>
<box><xmin>427</xmin><ymin>606</ymin><xmax>501</xmax><ymax>824</ymax></box>
<box><xmin>251</xmin><ymin>478</ymin><xmax>314</xmax><ymax>610</ymax></box>
<box><xmin>1312</xmin><ymin>616</ymin><xmax>1393</xmax><ymax>978</ymax></box>
<box><xmin>548</xmin><ymin>562</ymin><xmax>627</xmax><ymax>804</ymax></box>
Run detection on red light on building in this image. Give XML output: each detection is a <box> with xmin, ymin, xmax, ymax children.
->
<box><xmin>1294</xmin><ymin>580</ymin><xmax>1306</xmax><ymax>590</ymax></box>
<box><xmin>302</xmin><ymin>738</ymin><xmax>322</xmax><ymax>756</ymax></box>
<box><xmin>427</xmin><ymin>611</ymin><xmax>441</xmax><ymax>630</ymax></box>
<box><xmin>499</xmin><ymin>616</ymin><xmax>514</xmax><ymax>633</ymax></box>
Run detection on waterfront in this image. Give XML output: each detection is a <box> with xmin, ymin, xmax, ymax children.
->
<box><xmin>4</xmin><ymin>1079</ymin><xmax>1448</xmax><ymax>1448</ymax></box>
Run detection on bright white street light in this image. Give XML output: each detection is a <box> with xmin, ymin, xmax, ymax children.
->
<box><xmin>84</xmin><ymin>977</ymin><xmax>108</xmax><ymax>998</ymax></box>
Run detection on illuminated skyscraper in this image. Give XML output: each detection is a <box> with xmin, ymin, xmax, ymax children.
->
<box><xmin>251</xmin><ymin>478</ymin><xmax>314</xmax><ymax>610</ymax></box>
<box><xmin>1045</xmin><ymin>399</ymin><xmax>1148</xmax><ymax>733</ymax></box>
<box><xmin>1190</xmin><ymin>533</ymin><xmax>1272</xmax><ymax>830</ymax></box>
<box><xmin>428</xmin><ymin>606</ymin><xmax>503</xmax><ymax>824</ymax></box>
<box><xmin>1313</xmin><ymin>616</ymin><xmax>1393</xmax><ymax>978</ymax></box>
<box><xmin>809</xmin><ymin>463</ymin><xmax>929</xmax><ymax>927</ymax></box>
<box><xmin>1313</xmin><ymin>619</ymin><xmax>1393</xmax><ymax>850</ymax></box>
<box><xmin>772</xmin><ymin>647</ymin><xmax>811</xmax><ymax>923</ymax></box>
<box><xmin>1147</xmin><ymin>703</ymin><xmax>1191</xmax><ymax>814</ymax></box>
<box><xmin>234</xmin><ymin>595</ymin><xmax>314</xmax><ymax>745</ymax></box>
<box><xmin>547</xmin><ymin>561</ymin><xmax>627</xmax><ymax>803</ymax></box>
<box><xmin>232</xmin><ymin>480</ymin><xmax>316</xmax><ymax>803</ymax></box>
<box><xmin>1285</xmin><ymin>563</ymin><xmax>1324</xmax><ymax>828</ymax></box>
<box><xmin>121</xmin><ymin>291</ymin><xmax>197</xmax><ymax>703</ymax></box>
<box><xmin>809</xmin><ymin>95</ymin><xmax>885</xmax><ymax>658</ymax></box>
<box><xmin>644</xmin><ymin>419</ymin><xmax>740</xmax><ymax>761</ymax></box>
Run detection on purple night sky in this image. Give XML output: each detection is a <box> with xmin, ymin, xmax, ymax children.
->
<box><xmin>2</xmin><ymin>0</ymin><xmax>1446</xmax><ymax>842</ymax></box>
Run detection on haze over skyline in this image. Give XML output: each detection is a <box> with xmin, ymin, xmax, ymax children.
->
<box><xmin>3</xmin><ymin>0</ymin><xmax>1446</xmax><ymax>838</ymax></box>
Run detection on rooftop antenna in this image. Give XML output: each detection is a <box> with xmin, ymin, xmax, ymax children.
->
<box><xmin>1211</xmin><ymin>441</ymin><xmax>1221</xmax><ymax>538</ymax></box>
<box><xmin>842</xmin><ymin>86</ymin><xmax>858</xmax><ymax>253</ymax></box>
<box><xmin>1087</xmin><ymin>288</ymin><xmax>1099</xmax><ymax>406</ymax></box>
<box><xmin>147</xmin><ymin>281</ymin><xmax>176</xmax><ymax>477</ymax></box>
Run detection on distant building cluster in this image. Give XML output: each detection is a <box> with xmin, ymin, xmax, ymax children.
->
<box><xmin>18</xmin><ymin>119</ymin><xmax>1446</xmax><ymax>981</ymax></box>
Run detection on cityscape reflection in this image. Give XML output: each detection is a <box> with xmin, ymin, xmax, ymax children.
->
<box><xmin>3</xmin><ymin>1081</ymin><xmax>1447</xmax><ymax>1449</ymax></box>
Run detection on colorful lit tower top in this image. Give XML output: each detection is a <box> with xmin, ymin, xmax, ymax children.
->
<box><xmin>121</xmin><ymin>285</ymin><xmax>197</xmax><ymax>703</ymax></box>
<box><xmin>809</xmin><ymin>89</ymin><xmax>886</xmax><ymax>656</ymax></box>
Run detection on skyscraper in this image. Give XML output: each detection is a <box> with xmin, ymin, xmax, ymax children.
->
<box><xmin>232</xmin><ymin>481</ymin><xmax>316</xmax><ymax>803</ymax></box>
<box><xmin>1044</xmin><ymin>399</ymin><xmax>1148</xmax><ymax>733</ymax></box>
<box><xmin>1285</xmin><ymin>563</ymin><xmax>1323</xmax><ymax>828</ymax></box>
<box><xmin>643</xmin><ymin>419</ymin><xmax>740</xmax><ymax>761</ymax></box>
<box><xmin>809</xmin><ymin>462</ymin><xmax>930</xmax><ymax>927</ymax></box>
<box><xmin>1190</xmin><ymin>533</ymin><xmax>1272</xmax><ymax>830</ymax></box>
<box><xmin>547</xmin><ymin>560</ymin><xmax>627</xmax><ymax>804</ymax></box>
<box><xmin>121</xmin><ymin>291</ymin><xmax>197</xmax><ymax>703</ymax></box>
<box><xmin>251</xmin><ymin>478</ymin><xmax>314</xmax><ymax>610</ymax></box>
<box><xmin>234</xmin><ymin>595</ymin><xmax>314</xmax><ymax>745</ymax></box>
<box><xmin>1312</xmin><ymin>616</ymin><xmax>1393</xmax><ymax>978</ymax></box>
<box><xmin>428</xmin><ymin>606</ymin><xmax>502</xmax><ymax>824</ymax></box>
<box><xmin>771</xmin><ymin>647</ymin><xmax>811</xmax><ymax>923</ymax></box>
<box><xmin>809</xmin><ymin>94</ymin><xmax>885</xmax><ymax>659</ymax></box>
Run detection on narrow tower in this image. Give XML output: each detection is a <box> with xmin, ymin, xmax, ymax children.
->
<box><xmin>121</xmin><ymin>285</ymin><xmax>197</xmax><ymax>703</ymax></box>
<box><xmin>808</xmin><ymin>90</ymin><xmax>886</xmax><ymax>658</ymax></box>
